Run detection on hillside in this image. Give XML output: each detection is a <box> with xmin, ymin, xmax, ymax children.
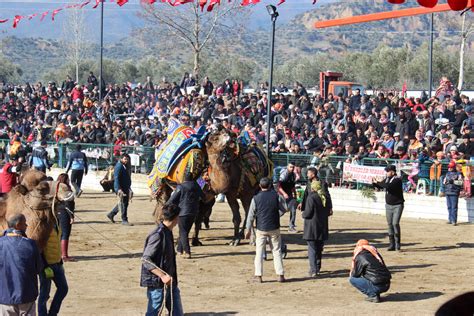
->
<box><xmin>1</xmin><ymin>0</ymin><xmax>472</xmax><ymax>83</ymax></box>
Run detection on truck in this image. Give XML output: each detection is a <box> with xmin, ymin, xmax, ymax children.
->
<box><xmin>319</xmin><ymin>71</ymin><xmax>364</xmax><ymax>100</ymax></box>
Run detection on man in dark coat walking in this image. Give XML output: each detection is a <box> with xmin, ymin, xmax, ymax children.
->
<box><xmin>107</xmin><ymin>154</ymin><xmax>133</xmax><ymax>226</ymax></box>
<box><xmin>166</xmin><ymin>173</ymin><xmax>204</xmax><ymax>259</ymax></box>
<box><xmin>302</xmin><ymin>180</ymin><xmax>330</xmax><ymax>278</ymax></box>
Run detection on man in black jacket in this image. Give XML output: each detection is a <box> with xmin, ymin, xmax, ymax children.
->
<box><xmin>107</xmin><ymin>154</ymin><xmax>133</xmax><ymax>226</ymax></box>
<box><xmin>141</xmin><ymin>204</ymin><xmax>183</xmax><ymax>316</ymax></box>
<box><xmin>166</xmin><ymin>173</ymin><xmax>204</xmax><ymax>259</ymax></box>
<box><xmin>349</xmin><ymin>239</ymin><xmax>391</xmax><ymax>303</ymax></box>
<box><xmin>245</xmin><ymin>177</ymin><xmax>287</xmax><ymax>283</ymax></box>
<box><xmin>372</xmin><ymin>165</ymin><xmax>405</xmax><ymax>251</ymax></box>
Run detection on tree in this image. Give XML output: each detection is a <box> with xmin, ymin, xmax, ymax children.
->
<box><xmin>62</xmin><ymin>6</ymin><xmax>89</xmax><ymax>83</ymax></box>
<box><xmin>458</xmin><ymin>13</ymin><xmax>473</xmax><ymax>91</ymax></box>
<box><xmin>0</xmin><ymin>55</ymin><xmax>22</xmax><ymax>83</ymax></box>
<box><xmin>139</xmin><ymin>1</ymin><xmax>248</xmax><ymax>80</ymax></box>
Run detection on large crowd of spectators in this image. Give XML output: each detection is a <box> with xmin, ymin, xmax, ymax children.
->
<box><xmin>1</xmin><ymin>72</ymin><xmax>474</xmax><ymax>177</ymax></box>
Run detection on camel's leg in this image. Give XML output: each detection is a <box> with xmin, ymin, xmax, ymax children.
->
<box><xmin>153</xmin><ymin>185</ymin><xmax>172</xmax><ymax>224</ymax></box>
<box><xmin>226</xmin><ymin>195</ymin><xmax>241</xmax><ymax>246</ymax></box>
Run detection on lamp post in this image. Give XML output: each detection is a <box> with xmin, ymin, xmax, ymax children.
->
<box><xmin>428</xmin><ymin>13</ymin><xmax>434</xmax><ymax>97</ymax></box>
<box><xmin>99</xmin><ymin>0</ymin><xmax>104</xmax><ymax>104</ymax></box>
<box><xmin>265</xmin><ymin>5</ymin><xmax>278</xmax><ymax>156</ymax></box>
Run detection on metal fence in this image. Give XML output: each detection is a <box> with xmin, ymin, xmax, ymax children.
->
<box><xmin>1</xmin><ymin>139</ymin><xmax>469</xmax><ymax>197</ymax></box>
<box><xmin>270</xmin><ymin>153</ymin><xmax>471</xmax><ymax>197</ymax></box>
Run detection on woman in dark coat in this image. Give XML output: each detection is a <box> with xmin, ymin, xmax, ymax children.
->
<box><xmin>57</xmin><ymin>173</ymin><xmax>76</xmax><ymax>261</ymax></box>
<box><xmin>302</xmin><ymin>180</ymin><xmax>330</xmax><ymax>277</ymax></box>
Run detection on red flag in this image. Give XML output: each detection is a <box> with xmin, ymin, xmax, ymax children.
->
<box><xmin>13</xmin><ymin>15</ymin><xmax>23</xmax><ymax>28</ymax></box>
<box><xmin>401</xmin><ymin>82</ymin><xmax>407</xmax><ymax>97</ymax></box>
<box><xmin>93</xmin><ymin>0</ymin><xmax>102</xmax><ymax>9</ymax></box>
<box><xmin>52</xmin><ymin>8</ymin><xmax>63</xmax><ymax>21</ymax></box>
<box><xmin>277</xmin><ymin>0</ymin><xmax>285</xmax><ymax>5</ymax></box>
<box><xmin>172</xmin><ymin>0</ymin><xmax>193</xmax><ymax>6</ymax></box>
<box><xmin>28</xmin><ymin>13</ymin><xmax>38</xmax><ymax>20</ymax></box>
<box><xmin>80</xmin><ymin>1</ymin><xmax>91</xmax><ymax>8</ymax></box>
<box><xmin>0</xmin><ymin>19</ymin><xmax>9</xmax><ymax>24</ymax></box>
<box><xmin>207</xmin><ymin>0</ymin><xmax>220</xmax><ymax>11</ymax></box>
<box><xmin>199</xmin><ymin>0</ymin><xmax>207</xmax><ymax>11</ymax></box>
<box><xmin>40</xmin><ymin>11</ymin><xmax>49</xmax><ymax>21</ymax></box>
<box><xmin>312</xmin><ymin>0</ymin><xmax>318</xmax><ymax>4</ymax></box>
<box><xmin>241</xmin><ymin>0</ymin><xmax>260</xmax><ymax>5</ymax></box>
<box><xmin>117</xmin><ymin>0</ymin><xmax>129</xmax><ymax>6</ymax></box>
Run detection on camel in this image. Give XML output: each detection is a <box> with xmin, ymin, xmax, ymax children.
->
<box><xmin>205</xmin><ymin>129</ymin><xmax>272</xmax><ymax>245</ymax></box>
<box><xmin>0</xmin><ymin>169</ymin><xmax>74</xmax><ymax>250</ymax></box>
<box><xmin>151</xmin><ymin>127</ymin><xmax>272</xmax><ymax>246</ymax></box>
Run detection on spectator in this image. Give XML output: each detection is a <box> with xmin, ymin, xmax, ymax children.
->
<box><xmin>349</xmin><ymin>239</ymin><xmax>391</xmax><ymax>303</ymax></box>
<box><xmin>0</xmin><ymin>156</ymin><xmax>20</xmax><ymax>196</ymax></box>
<box><xmin>56</xmin><ymin>173</ymin><xmax>76</xmax><ymax>262</ymax></box>
<box><xmin>0</xmin><ymin>214</ymin><xmax>43</xmax><ymax>316</ymax></box>
<box><xmin>28</xmin><ymin>140</ymin><xmax>51</xmax><ymax>174</ymax></box>
<box><xmin>165</xmin><ymin>173</ymin><xmax>204</xmax><ymax>259</ymax></box>
<box><xmin>106</xmin><ymin>154</ymin><xmax>133</xmax><ymax>226</ymax></box>
<box><xmin>65</xmin><ymin>144</ymin><xmax>88</xmax><ymax>197</ymax></box>
<box><xmin>245</xmin><ymin>177</ymin><xmax>286</xmax><ymax>283</ymax></box>
<box><xmin>372</xmin><ymin>165</ymin><xmax>404</xmax><ymax>251</ymax></box>
<box><xmin>38</xmin><ymin>214</ymin><xmax>69</xmax><ymax>316</ymax></box>
<box><xmin>443</xmin><ymin>161</ymin><xmax>463</xmax><ymax>226</ymax></box>
<box><xmin>302</xmin><ymin>179</ymin><xmax>330</xmax><ymax>278</ymax></box>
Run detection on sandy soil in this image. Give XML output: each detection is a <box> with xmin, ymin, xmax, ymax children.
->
<box><xmin>57</xmin><ymin>191</ymin><xmax>473</xmax><ymax>315</ymax></box>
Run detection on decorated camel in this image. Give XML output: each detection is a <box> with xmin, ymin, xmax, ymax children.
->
<box><xmin>0</xmin><ymin>169</ymin><xmax>74</xmax><ymax>250</ymax></box>
<box><xmin>148</xmin><ymin>121</ymin><xmax>272</xmax><ymax>246</ymax></box>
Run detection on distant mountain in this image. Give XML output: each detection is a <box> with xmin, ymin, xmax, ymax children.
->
<box><xmin>1</xmin><ymin>0</ymin><xmax>471</xmax><ymax>82</ymax></box>
<box><xmin>0</xmin><ymin>0</ymin><xmax>334</xmax><ymax>42</ymax></box>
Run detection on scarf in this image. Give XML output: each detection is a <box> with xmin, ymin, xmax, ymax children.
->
<box><xmin>310</xmin><ymin>180</ymin><xmax>326</xmax><ymax>207</ymax></box>
<box><xmin>350</xmin><ymin>239</ymin><xmax>384</xmax><ymax>275</ymax></box>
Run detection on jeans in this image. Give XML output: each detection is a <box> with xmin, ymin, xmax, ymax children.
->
<box><xmin>109</xmin><ymin>193</ymin><xmax>129</xmax><ymax>222</ymax></box>
<box><xmin>349</xmin><ymin>277</ymin><xmax>390</xmax><ymax>298</ymax></box>
<box><xmin>385</xmin><ymin>204</ymin><xmax>403</xmax><ymax>236</ymax></box>
<box><xmin>146</xmin><ymin>286</ymin><xmax>183</xmax><ymax>316</ymax></box>
<box><xmin>287</xmin><ymin>198</ymin><xmax>297</xmax><ymax>229</ymax></box>
<box><xmin>307</xmin><ymin>240</ymin><xmax>324</xmax><ymax>274</ymax></box>
<box><xmin>177</xmin><ymin>215</ymin><xmax>195</xmax><ymax>254</ymax></box>
<box><xmin>446</xmin><ymin>195</ymin><xmax>459</xmax><ymax>224</ymax></box>
<box><xmin>70</xmin><ymin>169</ymin><xmax>84</xmax><ymax>194</ymax></box>
<box><xmin>38</xmin><ymin>264</ymin><xmax>68</xmax><ymax>316</ymax></box>
<box><xmin>439</xmin><ymin>176</ymin><xmax>446</xmax><ymax>194</ymax></box>
<box><xmin>254</xmin><ymin>229</ymin><xmax>284</xmax><ymax>276</ymax></box>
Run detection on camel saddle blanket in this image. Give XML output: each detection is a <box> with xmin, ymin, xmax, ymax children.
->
<box><xmin>240</xmin><ymin>145</ymin><xmax>273</xmax><ymax>187</ymax></box>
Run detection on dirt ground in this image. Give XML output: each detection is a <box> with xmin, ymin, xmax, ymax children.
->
<box><xmin>58</xmin><ymin>191</ymin><xmax>473</xmax><ymax>316</ymax></box>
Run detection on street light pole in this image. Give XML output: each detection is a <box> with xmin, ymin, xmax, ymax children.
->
<box><xmin>265</xmin><ymin>5</ymin><xmax>278</xmax><ymax>156</ymax></box>
<box><xmin>428</xmin><ymin>13</ymin><xmax>434</xmax><ymax>97</ymax></box>
<box><xmin>99</xmin><ymin>0</ymin><xmax>104</xmax><ymax>104</ymax></box>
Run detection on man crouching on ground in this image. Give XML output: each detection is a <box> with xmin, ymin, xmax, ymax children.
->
<box><xmin>141</xmin><ymin>204</ymin><xmax>184</xmax><ymax>316</ymax></box>
<box><xmin>245</xmin><ymin>177</ymin><xmax>287</xmax><ymax>283</ymax></box>
<box><xmin>349</xmin><ymin>239</ymin><xmax>391</xmax><ymax>303</ymax></box>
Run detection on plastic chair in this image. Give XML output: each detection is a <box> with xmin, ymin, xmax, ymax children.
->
<box><xmin>416</xmin><ymin>178</ymin><xmax>429</xmax><ymax>195</ymax></box>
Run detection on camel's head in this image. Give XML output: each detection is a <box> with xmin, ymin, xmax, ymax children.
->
<box><xmin>206</xmin><ymin>128</ymin><xmax>239</xmax><ymax>168</ymax></box>
<box><xmin>17</xmin><ymin>180</ymin><xmax>74</xmax><ymax>211</ymax></box>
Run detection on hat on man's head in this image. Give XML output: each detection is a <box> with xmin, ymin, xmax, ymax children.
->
<box><xmin>394</xmin><ymin>132</ymin><xmax>400</xmax><ymax>137</ymax></box>
<box><xmin>448</xmin><ymin>161</ymin><xmax>456</xmax><ymax>169</ymax></box>
<box><xmin>384</xmin><ymin>165</ymin><xmax>396</xmax><ymax>172</ymax></box>
<box><xmin>441</xmin><ymin>133</ymin><xmax>449</xmax><ymax>139</ymax></box>
<box><xmin>425</xmin><ymin>130</ymin><xmax>434</xmax><ymax>137</ymax></box>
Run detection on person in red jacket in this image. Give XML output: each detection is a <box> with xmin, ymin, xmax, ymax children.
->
<box><xmin>0</xmin><ymin>157</ymin><xmax>20</xmax><ymax>197</ymax></box>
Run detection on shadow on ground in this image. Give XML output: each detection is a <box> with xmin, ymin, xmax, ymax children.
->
<box><xmin>186</xmin><ymin>312</ymin><xmax>238</xmax><ymax>316</ymax></box>
<box><xmin>384</xmin><ymin>291</ymin><xmax>443</xmax><ymax>302</ymax></box>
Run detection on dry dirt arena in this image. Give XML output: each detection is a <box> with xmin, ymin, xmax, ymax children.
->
<box><xmin>59</xmin><ymin>191</ymin><xmax>473</xmax><ymax>315</ymax></box>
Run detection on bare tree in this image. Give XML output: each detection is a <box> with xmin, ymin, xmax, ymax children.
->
<box><xmin>140</xmin><ymin>1</ymin><xmax>249</xmax><ymax>80</ymax></box>
<box><xmin>458</xmin><ymin>13</ymin><xmax>473</xmax><ymax>91</ymax></box>
<box><xmin>62</xmin><ymin>6</ymin><xmax>88</xmax><ymax>83</ymax></box>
